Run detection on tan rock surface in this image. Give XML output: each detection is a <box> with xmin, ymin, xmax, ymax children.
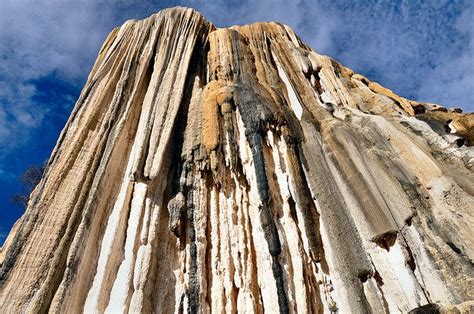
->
<box><xmin>1</xmin><ymin>6</ymin><xmax>473</xmax><ymax>313</ymax></box>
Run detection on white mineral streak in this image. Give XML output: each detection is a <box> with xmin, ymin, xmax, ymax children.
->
<box><xmin>273</xmin><ymin>52</ymin><xmax>304</xmax><ymax>120</ymax></box>
<box><xmin>84</xmin><ymin>176</ymin><xmax>133</xmax><ymax>312</ymax></box>
<box><xmin>106</xmin><ymin>183</ymin><xmax>147</xmax><ymax>312</ymax></box>
<box><xmin>267</xmin><ymin>131</ymin><xmax>309</xmax><ymax>312</ymax></box>
<box><xmin>1</xmin><ymin>6</ymin><xmax>473</xmax><ymax>314</ymax></box>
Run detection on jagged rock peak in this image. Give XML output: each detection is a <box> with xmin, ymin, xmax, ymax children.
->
<box><xmin>1</xmin><ymin>6</ymin><xmax>473</xmax><ymax>313</ymax></box>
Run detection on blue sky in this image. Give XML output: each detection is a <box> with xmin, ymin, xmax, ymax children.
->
<box><xmin>0</xmin><ymin>0</ymin><xmax>473</xmax><ymax>244</ymax></box>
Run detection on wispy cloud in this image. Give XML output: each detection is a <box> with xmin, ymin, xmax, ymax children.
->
<box><xmin>0</xmin><ymin>228</ymin><xmax>7</xmax><ymax>245</ymax></box>
<box><xmin>416</xmin><ymin>3</ymin><xmax>473</xmax><ymax>108</ymax></box>
<box><xmin>312</xmin><ymin>0</ymin><xmax>473</xmax><ymax>111</ymax></box>
<box><xmin>0</xmin><ymin>1</ymin><xmax>117</xmax><ymax>157</ymax></box>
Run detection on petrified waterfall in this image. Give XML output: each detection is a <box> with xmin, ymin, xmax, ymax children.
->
<box><xmin>1</xmin><ymin>7</ymin><xmax>473</xmax><ymax>313</ymax></box>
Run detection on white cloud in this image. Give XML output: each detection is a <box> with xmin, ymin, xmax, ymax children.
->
<box><xmin>0</xmin><ymin>227</ymin><xmax>8</xmax><ymax>244</ymax></box>
<box><xmin>416</xmin><ymin>4</ymin><xmax>473</xmax><ymax>110</ymax></box>
<box><xmin>186</xmin><ymin>0</ymin><xmax>339</xmax><ymax>53</ymax></box>
<box><xmin>304</xmin><ymin>0</ymin><xmax>473</xmax><ymax>111</ymax></box>
<box><xmin>0</xmin><ymin>0</ymin><xmax>118</xmax><ymax>155</ymax></box>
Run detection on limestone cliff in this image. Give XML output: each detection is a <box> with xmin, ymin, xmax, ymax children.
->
<box><xmin>1</xmin><ymin>7</ymin><xmax>473</xmax><ymax>313</ymax></box>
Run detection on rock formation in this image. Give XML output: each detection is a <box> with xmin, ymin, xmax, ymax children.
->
<box><xmin>1</xmin><ymin>7</ymin><xmax>473</xmax><ymax>313</ymax></box>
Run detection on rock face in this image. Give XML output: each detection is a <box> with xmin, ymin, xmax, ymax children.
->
<box><xmin>1</xmin><ymin>7</ymin><xmax>473</xmax><ymax>313</ymax></box>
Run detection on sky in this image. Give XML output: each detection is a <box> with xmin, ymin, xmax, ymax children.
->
<box><xmin>0</xmin><ymin>0</ymin><xmax>473</xmax><ymax>244</ymax></box>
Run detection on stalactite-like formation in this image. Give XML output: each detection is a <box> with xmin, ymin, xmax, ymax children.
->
<box><xmin>1</xmin><ymin>7</ymin><xmax>473</xmax><ymax>313</ymax></box>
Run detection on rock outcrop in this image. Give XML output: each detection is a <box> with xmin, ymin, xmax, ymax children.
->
<box><xmin>1</xmin><ymin>7</ymin><xmax>473</xmax><ymax>313</ymax></box>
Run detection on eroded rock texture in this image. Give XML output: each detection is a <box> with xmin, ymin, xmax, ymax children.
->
<box><xmin>1</xmin><ymin>7</ymin><xmax>473</xmax><ymax>313</ymax></box>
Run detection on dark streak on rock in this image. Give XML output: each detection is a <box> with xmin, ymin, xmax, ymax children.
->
<box><xmin>372</xmin><ymin>231</ymin><xmax>398</xmax><ymax>251</ymax></box>
<box><xmin>408</xmin><ymin>303</ymin><xmax>441</xmax><ymax>314</ymax></box>
<box><xmin>185</xmin><ymin>169</ymin><xmax>200</xmax><ymax>314</ymax></box>
<box><xmin>404</xmin><ymin>244</ymin><xmax>416</xmax><ymax>272</ymax></box>
<box><xmin>167</xmin><ymin>22</ymin><xmax>211</xmax><ymax>312</ymax></box>
<box><xmin>234</xmin><ymin>86</ymin><xmax>289</xmax><ymax>313</ymax></box>
<box><xmin>447</xmin><ymin>242</ymin><xmax>462</xmax><ymax>255</ymax></box>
